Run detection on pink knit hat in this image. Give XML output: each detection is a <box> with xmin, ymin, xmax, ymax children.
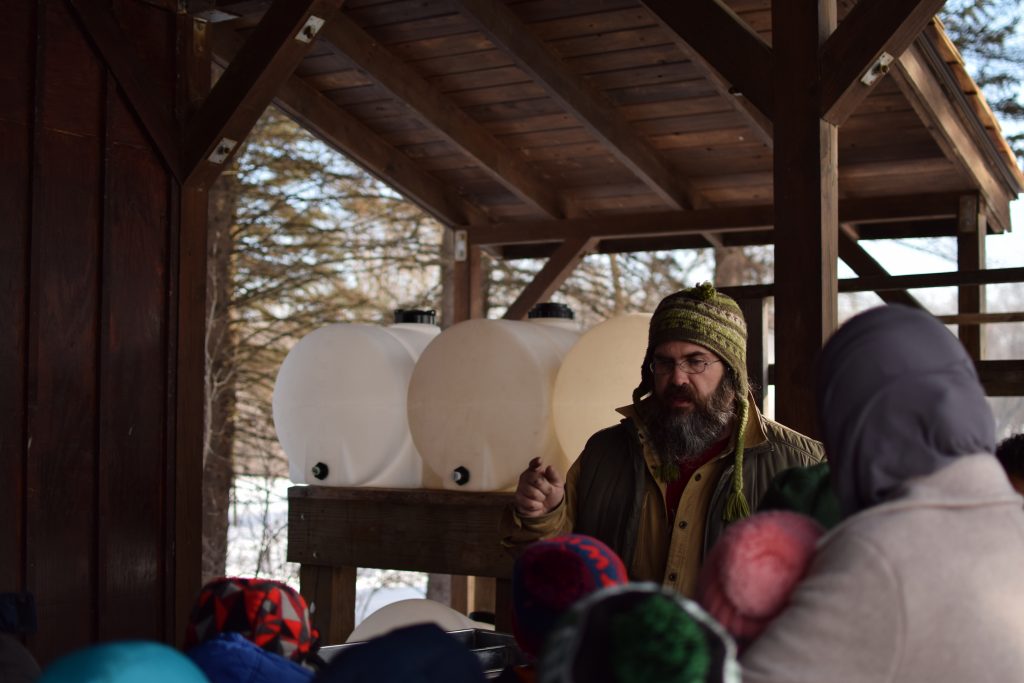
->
<box><xmin>696</xmin><ymin>510</ymin><xmax>824</xmax><ymax>648</ymax></box>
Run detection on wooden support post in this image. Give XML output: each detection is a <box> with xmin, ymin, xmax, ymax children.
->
<box><xmin>739</xmin><ymin>298</ymin><xmax>769</xmax><ymax>411</ymax></box>
<box><xmin>503</xmin><ymin>236</ymin><xmax>597</xmax><ymax>321</ymax></box>
<box><xmin>957</xmin><ymin>194</ymin><xmax>986</xmax><ymax>359</ymax></box>
<box><xmin>495</xmin><ymin>578</ymin><xmax>514</xmax><ymax>635</ymax></box>
<box><xmin>470</xmin><ymin>577</ymin><xmax>497</xmax><ymax>619</ymax></box>
<box><xmin>443</xmin><ymin>226</ymin><xmax>483</xmax><ymax>326</ymax></box>
<box><xmin>771</xmin><ymin>0</ymin><xmax>839</xmax><ymax>438</ymax></box>
<box><xmin>450</xmin><ymin>576</ymin><xmax>470</xmax><ymax>616</ymax></box>
<box><xmin>171</xmin><ymin>14</ymin><xmax>210</xmax><ymax>648</ymax></box>
<box><xmin>838</xmin><ymin>224</ymin><xmax>924</xmax><ymax>309</ymax></box>
<box><xmin>300</xmin><ymin>564</ymin><xmax>357</xmax><ymax>645</ymax></box>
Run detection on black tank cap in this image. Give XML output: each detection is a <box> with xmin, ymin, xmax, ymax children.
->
<box><xmin>394</xmin><ymin>309</ymin><xmax>437</xmax><ymax>324</ymax></box>
<box><xmin>528</xmin><ymin>302</ymin><xmax>574</xmax><ymax>320</ymax></box>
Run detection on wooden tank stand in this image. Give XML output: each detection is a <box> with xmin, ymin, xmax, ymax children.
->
<box><xmin>288</xmin><ymin>486</ymin><xmax>515</xmax><ymax>644</ymax></box>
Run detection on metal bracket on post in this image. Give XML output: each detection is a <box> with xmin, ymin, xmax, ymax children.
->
<box><xmin>454</xmin><ymin>229</ymin><xmax>468</xmax><ymax>262</ymax></box>
<box><xmin>295</xmin><ymin>15</ymin><xmax>325</xmax><ymax>43</ymax></box>
<box><xmin>860</xmin><ymin>52</ymin><xmax>894</xmax><ymax>86</ymax></box>
<box><xmin>207</xmin><ymin>137</ymin><xmax>237</xmax><ymax>164</ymax></box>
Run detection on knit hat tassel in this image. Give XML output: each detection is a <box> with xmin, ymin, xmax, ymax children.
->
<box><xmin>723</xmin><ymin>397</ymin><xmax>752</xmax><ymax>523</ymax></box>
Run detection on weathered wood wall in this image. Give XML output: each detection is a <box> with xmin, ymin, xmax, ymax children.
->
<box><xmin>0</xmin><ymin>0</ymin><xmax>204</xmax><ymax>665</ymax></box>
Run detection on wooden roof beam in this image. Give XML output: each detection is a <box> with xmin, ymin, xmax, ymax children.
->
<box><xmin>318</xmin><ymin>12</ymin><xmax>563</xmax><ymax>219</ymax></box>
<box><xmin>503</xmin><ymin>237</ymin><xmax>598</xmax><ymax>321</ymax></box>
<box><xmin>838</xmin><ymin>224</ymin><xmax>924</xmax><ymax>309</ymax></box>
<box><xmin>716</xmin><ymin>266</ymin><xmax>1024</xmax><ymax>300</ymax></box>
<box><xmin>471</xmin><ymin>206</ymin><xmax>774</xmax><ymax>247</ymax></box>
<box><xmin>67</xmin><ymin>0</ymin><xmax>181</xmax><ymax>178</ymax></box>
<box><xmin>211</xmin><ymin>29</ymin><xmax>484</xmax><ymax>227</ymax></box>
<box><xmin>891</xmin><ymin>37</ymin><xmax>1015</xmax><ymax>232</ymax></box>
<box><xmin>453</xmin><ymin>0</ymin><xmax>706</xmax><ymax>215</ymax></box>
<box><xmin>957</xmin><ymin>193</ymin><xmax>987</xmax><ymax>358</ymax></box>
<box><xmin>468</xmin><ymin>192</ymin><xmax>962</xmax><ymax>247</ymax></box>
<box><xmin>183</xmin><ymin>0</ymin><xmax>343</xmax><ymax>189</ymax></box>
<box><xmin>820</xmin><ymin>0</ymin><xmax>946</xmax><ymax>126</ymax></box>
<box><xmin>642</xmin><ymin>0</ymin><xmax>774</xmax><ymax>122</ymax></box>
<box><xmin>500</xmin><ymin>217</ymin><xmax>964</xmax><ymax>259</ymax></box>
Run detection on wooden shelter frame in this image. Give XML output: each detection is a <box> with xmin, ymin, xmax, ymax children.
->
<box><xmin>4</xmin><ymin>0</ymin><xmax>1024</xmax><ymax>660</ymax></box>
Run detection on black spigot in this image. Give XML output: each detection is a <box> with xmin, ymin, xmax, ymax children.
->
<box><xmin>311</xmin><ymin>462</ymin><xmax>329</xmax><ymax>481</ymax></box>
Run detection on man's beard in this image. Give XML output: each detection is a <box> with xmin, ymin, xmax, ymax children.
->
<box><xmin>648</xmin><ymin>379</ymin><xmax>737</xmax><ymax>464</ymax></box>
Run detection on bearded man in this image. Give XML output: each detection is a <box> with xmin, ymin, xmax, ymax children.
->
<box><xmin>502</xmin><ymin>284</ymin><xmax>825</xmax><ymax>597</ymax></box>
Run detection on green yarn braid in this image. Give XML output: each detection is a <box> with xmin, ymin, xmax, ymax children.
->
<box><xmin>723</xmin><ymin>395</ymin><xmax>751</xmax><ymax>523</ymax></box>
<box><xmin>609</xmin><ymin>595</ymin><xmax>711</xmax><ymax>683</ymax></box>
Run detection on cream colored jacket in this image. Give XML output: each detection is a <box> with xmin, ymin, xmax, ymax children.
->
<box><xmin>741</xmin><ymin>454</ymin><xmax>1024</xmax><ymax>683</ymax></box>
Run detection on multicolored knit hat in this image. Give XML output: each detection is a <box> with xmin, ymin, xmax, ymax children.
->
<box><xmin>696</xmin><ymin>511</ymin><xmax>824</xmax><ymax>650</ymax></box>
<box><xmin>185</xmin><ymin>577</ymin><xmax>318</xmax><ymax>663</ymax></box>
<box><xmin>512</xmin><ymin>534</ymin><xmax>629</xmax><ymax>658</ymax></box>
<box><xmin>634</xmin><ymin>283</ymin><xmax>751</xmax><ymax>522</ymax></box>
<box><xmin>538</xmin><ymin>583</ymin><xmax>740</xmax><ymax>683</ymax></box>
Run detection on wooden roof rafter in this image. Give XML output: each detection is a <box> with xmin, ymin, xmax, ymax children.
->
<box><xmin>837</xmin><ymin>223</ymin><xmax>924</xmax><ymax>308</ymax></box>
<box><xmin>317</xmin><ymin>11</ymin><xmax>565</xmax><ymax>219</ymax></box>
<box><xmin>452</xmin><ymin>0</ymin><xmax>744</xmax><ymax>249</ymax></box>
<box><xmin>819</xmin><ymin>0</ymin><xmax>948</xmax><ymax>125</ymax></box>
<box><xmin>210</xmin><ymin>28</ymin><xmax>488</xmax><ymax>227</ymax></box>
<box><xmin>503</xmin><ymin>236</ymin><xmax>599</xmax><ymax>321</ymax></box>
<box><xmin>184</xmin><ymin>0</ymin><xmax>344</xmax><ymax>189</ymax></box>
<box><xmin>892</xmin><ymin>30</ymin><xmax>1020</xmax><ymax>232</ymax></box>
<box><xmin>641</xmin><ymin>0</ymin><xmax>774</xmax><ymax>123</ymax></box>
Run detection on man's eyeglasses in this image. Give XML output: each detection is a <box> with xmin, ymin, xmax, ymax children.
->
<box><xmin>648</xmin><ymin>357</ymin><xmax>722</xmax><ymax>376</ymax></box>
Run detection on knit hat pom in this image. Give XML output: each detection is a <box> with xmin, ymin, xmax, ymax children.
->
<box><xmin>610</xmin><ymin>595</ymin><xmax>709</xmax><ymax>683</ymax></box>
<box><xmin>538</xmin><ymin>583</ymin><xmax>741</xmax><ymax>683</ymax></box>
<box><xmin>697</xmin><ymin>511</ymin><xmax>824</xmax><ymax>646</ymax></box>
<box><xmin>512</xmin><ymin>535</ymin><xmax>628</xmax><ymax>658</ymax></box>
<box><xmin>693</xmin><ymin>281</ymin><xmax>717</xmax><ymax>301</ymax></box>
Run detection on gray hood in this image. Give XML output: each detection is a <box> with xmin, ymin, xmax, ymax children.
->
<box><xmin>816</xmin><ymin>305</ymin><xmax>995</xmax><ymax>517</ymax></box>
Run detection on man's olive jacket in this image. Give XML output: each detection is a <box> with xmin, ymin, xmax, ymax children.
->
<box><xmin>502</xmin><ymin>399</ymin><xmax>825</xmax><ymax>597</ymax></box>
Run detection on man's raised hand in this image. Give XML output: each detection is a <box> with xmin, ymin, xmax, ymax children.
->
<box><xmin>513</xmin><ymin>456</ymin><xmax>565</xmax><ymax>517</ymax></box>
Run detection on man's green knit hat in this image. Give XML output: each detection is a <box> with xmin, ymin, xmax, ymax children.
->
<box><xmin>633</xmin><ymin>282</ymin><xmax>751</xmax><ymax>522</ymax></box>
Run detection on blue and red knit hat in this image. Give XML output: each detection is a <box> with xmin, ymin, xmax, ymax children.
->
<box><xmin>185</xmin><ymin>577</ymin><xmax>318</xmax><ymax>663</ymax></box>
<box><xmin>512</xmin><ymin>534</ymin><xmax>629</xmax><ymax>658</ymax></box>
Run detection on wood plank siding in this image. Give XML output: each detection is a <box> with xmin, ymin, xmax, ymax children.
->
<box><xmin>1</xmin><ymin>0</ymin><xmax>204</xmax><ymax>664</ymax></box>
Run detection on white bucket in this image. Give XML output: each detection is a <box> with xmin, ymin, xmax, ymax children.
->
<box><xmin>407</xmin><ymin>308</ymin><xmax>580</xmax><ymax>491</ymax></box>
<box><xmin>272</xmin><ymin>315</ymin><xmax>440</xmax><ymax>487</ymax></box>
<box><xmin>552</xmin><ymin>313</ymin><xmax>652</xmax><ymax>459</ymax></box>
<box><xmin>344</xmin><ymin>599</ymin><xmax>488</xmax><ymax>644</ymax></box>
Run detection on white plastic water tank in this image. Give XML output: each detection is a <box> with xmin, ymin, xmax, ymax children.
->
<box><xmin>407</xmin><ymin>304</ymin><xmax>580</xmax><ymax>491</ymax></box>
<box><xmin>552</xmin><ymin>313</ymin><xmax>652</xmax><ymax>460</ymax></box>
<box><xmin>272</xmin><ymin>310</ymin><xmax>440</xmax><ymax>487</ymax></box>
